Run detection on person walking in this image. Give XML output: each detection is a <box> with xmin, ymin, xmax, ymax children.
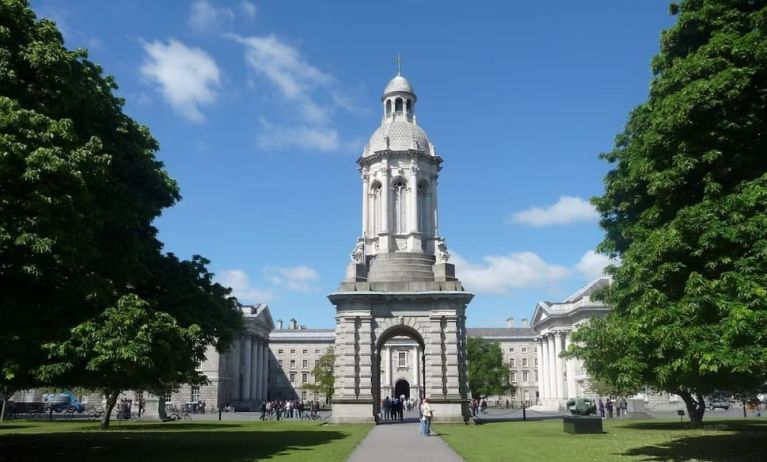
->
<box><xmin>421</xmin><ymin>397</ymin><xmax>433</xmax><ymax>436</ymax></box>
<box><xmin>598</xmin><ymin>399</ymin><xmax>605</xmax><ymax>418</ymax></box>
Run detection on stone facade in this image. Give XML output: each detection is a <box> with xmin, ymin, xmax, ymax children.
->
<box><xmin>268</xmin><ymin>325</ymin><xmax>334</xmax><ymax>402</ymax></box>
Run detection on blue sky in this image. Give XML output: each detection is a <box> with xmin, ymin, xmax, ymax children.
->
<box><xmin>31</xmin><ymin>0</ymin><xmax>676</xmax><ymax>328</ymax></box>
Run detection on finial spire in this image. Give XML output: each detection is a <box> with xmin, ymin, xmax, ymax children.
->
<box><xmin>396</xmin><ymin>53</ymin><xmax>402</xmax><ymax>75</ymax></box>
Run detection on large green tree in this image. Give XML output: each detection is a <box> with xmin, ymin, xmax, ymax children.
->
<box><xmin>568</xmin><ymin>0</ymin><xmax>767</xmax><ymax>427</ymax></box>
<box><xmin>467</xmin><ymin>337</ymin><xmax>512</xmax><ymax>400</ymax></box>
<box><xmin>0</xmin><ymin>0</ymin><xmax>241</xmax><ymax>421</ymax></box>
<box><xmin>304</xmin><ymin>347</ymin><xmax>334</xmax><ymax>404</ymax></box>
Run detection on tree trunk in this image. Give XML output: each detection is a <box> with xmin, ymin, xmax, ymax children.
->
<box><xmin>0</xmin><ymin>394</ymin><xmax>7</xmax><ymax>422</ymax></box>
<box><xmin>678</xmin><ymin>390</ymin><xmax>705</xmax><ymax>427</ymax></box>
<box><xmin>100</xmin><ymin>390</ymin><xmax>119</xmax><ymax>430</ymax></box>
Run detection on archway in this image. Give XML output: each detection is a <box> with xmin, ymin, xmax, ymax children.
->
<box><xmin>394</xmin><ymin>379</ymin><xmax>410</xmax><ymax>400</ymax></box>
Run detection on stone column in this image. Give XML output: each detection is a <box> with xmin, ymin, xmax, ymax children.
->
<box><xmin>564</xmin><ymin>331</ymin><xmax>577</xmax><ymax>400</ymax></box>
<box><xmin>381</xmin><ymin>167</ymin><xmax>390</xmax><ymax>233</ymax></box>
<box><xmin>255</xmin><ymin>341</ymin><xmax>263</xmax><ymax>402</ymax></box>
<box><xmin>386</xmin><ymin>346</ymin><xmax>392</xmax><ymax>389</ymax></box>
<box><xmin>540</xmin><ymin>336</ymin><xmax>549</xmax><ymax>401</ymax></box>
<box><xmin>536</xmin><ymin>338</ymin><xmax>545</xmax><ymax>403</ymax></box>
<box><xmin>333</xmin><ymin>316</ymin><xmax>358</xmax><ymax>400</ymax></box>
<box><xmin>553</xmin><ymin>332</ymin><xmax>564</xmax><ymax>403</ymax></box>
<box><xmin>361</xmin><ymin>173</ymin><xmax>369</xmax><ymax>237</ymax></box>
<box><xmin>250</xmin><ymin>339</ymin><xmax>258</xmax><ymax>402</ymax></box>
<box><xmin>357</xmin><ymin>316</ymin><xmax>373</xmax><ymax>400</ymax></box>
<box><xmin>242</xmin><ymin>336</ymin><xmax>252</xmax><ymax>402</ymax></box>
<box><xmin>426</xmin><ymin>316</ymin><xmax>446</xmax><ymax>398</ymax></box>
<box><xmin>262</xmin><ymin>343</ymin><xmax>269</xmax><ymax>401</ymax></box>
<box><xmin>413</xmin><ymin>345</ymin><xmax>419</xmax><ymax>387</ymax></box>
<box><xmin>409</xmin><ymin>168</ymin><xmax>419</xmax><ymax>233</ymax></box>
<box><xmin>432</xmin><ymin>178</ymin><xmax>439</xmax><ymax>236</ymax></box>
<box><xmin>442</xmin><ymin>316</ymin><xmax>461</xmax><ymax>399</ymax></box>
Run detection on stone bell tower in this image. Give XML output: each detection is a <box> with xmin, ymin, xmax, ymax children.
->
<box><xmin>329</xmin><ymin>66</ymin><xmax>473</xmax><ymax>423</ymax></box>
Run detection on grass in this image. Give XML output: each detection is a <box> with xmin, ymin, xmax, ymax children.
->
<box><xmin>436</xmin><ymin>418</ymin><xmax>767</xmax><ymax>462</ymax></box>
<box><xmin>0</xmin><ymin>420</ymin><xmax>373</xmax><ymax>462</ymax></box>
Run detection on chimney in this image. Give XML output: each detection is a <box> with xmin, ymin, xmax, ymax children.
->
<box><xmin>289</xmin><ymin>318</ymin><xmax>298</xmax><ymax>330</ymax></box>
<box><xmin>521</xmin><ymin>318</ymin><xmax>529</xmax><ymax>327</ymax></box>
<box><xmin>277</xmin><ymin>319</ymin><xmax>283</xmax><ymax>330</ymax></box>
<box><xmin>506</xmin><ymin>317</ymin><xmax>514</xmax><ymax>328</ymax></box>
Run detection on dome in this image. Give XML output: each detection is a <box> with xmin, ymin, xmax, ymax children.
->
<box><xmin>383</xmin><ymin>75</ymin><xmax>415</xmax><ymax>96</ymax></box>
<box><xmin>365</xmin><ymin>119</ymin><xmax>432</xmax><ymax>155</ymax></box>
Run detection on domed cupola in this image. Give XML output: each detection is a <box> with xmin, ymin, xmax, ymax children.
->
<box><xmin>363</xmin><ymin>70</ymin><xmax>435</xmax><ymax>157</ymax></box>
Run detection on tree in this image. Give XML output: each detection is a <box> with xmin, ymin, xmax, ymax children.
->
<box><xmin>0</xmin><ymin>0</ymin><xmax>242</xmax><ymax>422</ymax></box>
<box><xmin>304</xmin><ymin>348</ymin><xmax>334</xmax><ymax>404</ymax></box>
<box><xmin>467</xmin><ymin>337</ymin><xmax>512</xmax><ymax>400</ymax></box>
<box><xmin>568</xmin><ymin>0</ymin><xmax>767</xmax><ymax>427</ymax></box>
<box><xmin>40</xmin><ymin>295</ymin><xmax>208</xmax><ymax>429</ymax></box>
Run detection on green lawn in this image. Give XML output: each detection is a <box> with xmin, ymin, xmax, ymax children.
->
<box><xmin>436</xmin><ymin>418</ymin><xmax>767</xmax><ymax>462</ymax></box>
<box><xmin>0</xmin><ymin>420</ymin><xmax>372</xmax><ymax>462</ymax></box>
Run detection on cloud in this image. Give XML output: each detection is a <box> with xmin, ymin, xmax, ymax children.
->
<box><xmin>575</xmin><ymin>250</ymin><xmax>619</xmax><ymax>280</ymax></box>
<box><xmin>188</xmin><ymin>0</ymin><xmax>234</xmax><ymax>32</ymax></box>
<box><xmin>510</xmin><ymin>196</ymin><xmax>599</xmax><ymax>227</ymax></box>
<box><xmin>218</xmin><ymin>269</ymin><xmax>274</xmax><ymax>303</ymax></box>
<box><xmin>239</xmin><ymin>1</ymin><xmax>258</xmax><ymax>19</ymax></box>
<box><xmin>140</xmin><ymin>39</ymin><xmax>221</xmax><ymax>122</ymax></box>
<box><xmin>257</xmin><ymin>118</ymin><xmax>341</xmax><ymax>152</ymax></box>
<box><xmin>264</xmin><ymin>265</ymin><xmax>319</xmax><ymax>292</ymax></box>
<box><xmin>452</xmin><ymin>252</ymin><xmax>571</xmax><ymax>294</ymax></box>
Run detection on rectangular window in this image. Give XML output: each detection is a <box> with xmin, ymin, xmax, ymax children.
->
<box><xmin>398</xmin><ymin>351</ymin><xmax>406</xmax><ymax>367</ymax></box>
<box><xmin>511</xmin><ymin>371</ymin><xmax>517</xmax><ymax>383</ymax></box>
<box><xmin>302</xmin><ymin>391</ymin><xmax>307</xmax><ymax>400</ymax></box>
<box><xmin>302</xmin><ymin>349</ymin><xmax>308</xmax><ymax>354</ymax></box>
<box><xmin>162</xmin><ymin>392</ymin><xmax>172</xmax><ymax>403</ymax></box>
<box><xmin>315</xmin><ymin>349</ymin><xmax>320</xmax><ymax>354</ymax></box>
<box><xmin>290</xmin><ymin>359</ymin><xmax>296</xmax><ymax>369</ymax></box>
<box><xmin>534</xmin><ymin>347</ymin><xmax>538</xmax><ymax>353</ymax></box>
<box><xmin>535</xmin><ymin>358</ymin><xmax>538</xmax><ymax>367</ymax></box>
<box><xmin>522</xmin><ymin>347</ymin><xmax>527</xmax><ymax>354</ymax></box>
<box><xmin>302</xmin><ymin>373</ymin><xmax>308</xmax><ymax>383</ymax></box>
<box><xmin>289</xmin><ymin>373</ymin><xmax>295</xmax><ymax>383</ymax></box>
<box><xmin>509</xmin><ymin>358</ymin><xmax>515</xmax><ymax>367</ymax></box>
<box><xmin>535</xmin><ymin>371</ymin><xmax>539</xmax><ymax>382</ymax></box>
<box><xmin>524</xmin><ymin>390</ymin><xmax>530</xmax><ymax>401</ymax></box>
<box><xmin>278</xmin><ymin>349</ymin><xmax>283</xmax><ymax>355</ymax></box>
<box><xmin>290</xmin><ymin>349</ymin><xmax>296</xmax><ymax>355</ymax></box>
<box><xmin>278</xmin><ymin>359</ymin><xmax>284</xmax><ymax>369</ymax></box>
<box><xmin>302</xmin><ymin>359</ymin><xmax>308</xmax><ymax>369</ymax></box>
<box><xmin>522</xmin><ymin>371</ymin><xmax>529</xmax><ymax>382</ymax></box>
<box><xmin>522</xmin><ymin>358</ymin><xmax>528</xmax><ymax>367</ymax></box>
<box><xmin>191</xmin><ymin>386</ymin><xmax>200</xmax><ymax>402</ymax></box>
<box><xmin>509</xmin><ymin>347</ymin><xmax>515</xmax><ymax>353</ymax></box>
<box><xmin>315</xmin><ymin>360</ymin><xmax>319</xmax><ymax>367</ymax></box>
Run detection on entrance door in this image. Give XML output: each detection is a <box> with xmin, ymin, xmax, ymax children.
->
<box><xmin>394</xmin><ymin>379</ymin><xmax>410</xmax><ymax>400</ymax></box>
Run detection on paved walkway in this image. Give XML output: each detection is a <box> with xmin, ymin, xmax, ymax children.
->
<box><xmin>346</xmin><ymin>422</ymin><xmax>463</xmax><ymax>462</ymax></box>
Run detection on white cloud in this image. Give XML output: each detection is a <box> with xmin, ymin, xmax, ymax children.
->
<box><xmin>188</xmin><ymin>0</ymin><xmax>235</xmax><ymax>33</ymax></box>
<box><xmin>141</xmin><ymin>39</ymin><xmax>221</xmax><ymax>122</ymax></box>
<box><xmin>452</xmin><ymin>252</ymin><xmax>571</xmax><ymax>294</ymax></box>
<box><xmin>265</xmin><ymin>265</ymin><xmax>319</xmax><ymax>292</ymax></box>
<box><xmin>239</xmin><ymin>1</ymin><xmax>258</xmax><ymax>19</ymax></box>
<box><xmin>218</xmin><ymin>269</ymin><xmax>274</xmax><ymax>303</ymax></box>
<box><xmin>257</xmin><ymin>118</ymin><xmax>340</xmax><ymax>152</ymax></box>
<box><xmin>510</xmin><ymin>196</ymin><xmax>599</xmax><ymax>227</ymax></box>
<box><xmin>575</xmin><ymin>250</ymin><xmax>619</xmax><ymax>280</ymax></box>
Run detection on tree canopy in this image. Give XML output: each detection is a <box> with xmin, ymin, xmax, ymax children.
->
<box><xmin>304</xmin><ymin>347</ymin><xmax>334</xmax><ymax>404</ymax></box>
<box><xmin>0</xmin><ymin>0</ymin><xmax>241</xmax><ymax>421</ymax></box>
<box><xmin>568</xmin><ymin>0</ymin><xmax>767</xmax><ymax>427</ymax></box>
<box><xmin>467</xmin><ymin>337</ymin><xmax>511</xmax><ymax>400</ymax></box>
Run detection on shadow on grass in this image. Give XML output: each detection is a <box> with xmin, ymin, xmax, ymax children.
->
<box><xmin>0</xmin><ymin>428</ymin><xmax>353</xmax><ymax>462</ymax></box>
<box><xmin>619</xmin><ymin>420</ymin><xmax>767</xmax><ymax>462</ymax></box>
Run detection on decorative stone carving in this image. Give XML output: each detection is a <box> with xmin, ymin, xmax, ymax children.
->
<box><xmin>351</xmin><ymin>238</ymin><xmax>365</xmax><ymax>264</ymax></box>
<box><xmin>436</xmin><ymin>237</ymin><xmax>450</xmax><ymax>262</ymax></box>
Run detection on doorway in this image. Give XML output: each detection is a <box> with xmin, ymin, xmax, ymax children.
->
<box><xmin>394</xmin><ymin>379</ymin><xmax>410</xmax><ymax>400</ymax></box>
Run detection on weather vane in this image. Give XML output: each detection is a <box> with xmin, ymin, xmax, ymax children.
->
<box><xmin>396</xmin><ymin>53</ymin><xmax>402</xmax><ymax>75</ymax></box>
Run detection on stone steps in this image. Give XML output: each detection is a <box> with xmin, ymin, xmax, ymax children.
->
<box><xmin>367</xmin><ymin>252</ymin><xmax>436</xmax><ymax>282</ymax></box>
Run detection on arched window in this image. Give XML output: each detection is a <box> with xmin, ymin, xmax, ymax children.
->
<box><xmin>371</xmin><ymin>182</ymin><xmax>382</xmax><ymax>234</ymax></box>
<box><xmin>417</xmin><ymin>181</ymin><xmax>429</xmax><ymax>233</ymax></box>
<box><xmin>395</xmin><ymin>98</ymin><xmax>403</xmax><ymax>115</ymax></box>
<box><xmin>385</xmin><ymin>100</ymin><xmax>392</xmax><ymax>117</ymax></box>
<box><xmin>406</xmin><ymin>99</ymin><xmax>412</xmax><ymax>115</ymax></box>
<box><xmin>392</xmin><ymin>179</ymin><xmax>407</xmax><ymax>234</ymax></box>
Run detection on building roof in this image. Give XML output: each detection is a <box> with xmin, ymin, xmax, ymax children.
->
<box><xmin>384</xmin><ymin>74</ymin><xmax>414</xmax><ymax>95</ymax></box>
<box><xmin>269</xmin><ymin>328</ymin><xmax>335</xmax><ymax>343</ymax></box>
<box><xmin>366</xmin><ymin>120</ymin><xmax>432</xmax><ymax>154</ymax></box>
<box><xmin>466</xmin><ymin>327</ymin><xmax>536</xmax><ymax>340</ymax></box>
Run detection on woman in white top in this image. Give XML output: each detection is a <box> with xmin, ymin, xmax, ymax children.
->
<box><xmin>420</xmin><ymin>397</ymin><xmax>433</xmax><ymax>436</ymax></box>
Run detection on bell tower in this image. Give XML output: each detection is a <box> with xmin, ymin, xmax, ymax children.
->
<box><xmin>330</xmin><ymin>67</ymin><xmax>473</xmax><ymax>423</ymax></box>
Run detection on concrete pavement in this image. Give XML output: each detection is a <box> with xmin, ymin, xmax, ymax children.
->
<box><xmin>346</xmin><ymin>422</ymin><xmax>464</xmax><ymax>462</ymax></box>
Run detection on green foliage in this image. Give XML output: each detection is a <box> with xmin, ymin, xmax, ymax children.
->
<box><xmin>467</xmin><ymin>337</ymin><xmax>511</xmax><ymax>399</ymax></box>
<box><xmin>304</xmin><ymin>348</ymin><xmax>335</xmax><ymax>403</ymax></box>
<box><xmin>569</xmin><ymin>0</ymin><xmax>767</xmax><ymax>426</ymax></box>
<box><xmin>0</xmin><ymin>0</ymin><xmax>242</xmax><ymax>416</ymax></box>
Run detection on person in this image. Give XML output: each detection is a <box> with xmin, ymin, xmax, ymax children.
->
<box><xmin>471</xmin><ymin>399</ymin><xmax>478</xmax><ymax>417</ymax></box>
<box><xmin>383</xmin><ymin>396</ymin><xmax>390</xmax><ymax>421</ymax></box>
<box><xmin>598</xmin><ymin>399</ymin><xmax>605</xmax><ymax>418</ymax></box>
<box><xmin>480</xmin><ymin>399</ymin><xmax>487</xmax><ymax>414</ymax></box>
<box><xmin>421</xmin><ymin>397</ymin><xmax>433</xmax><ymax>436</ymax></box>
<box><xmin>260</xmin><ymin>401</ymin><xmax>267</xmax><ymax>421</ymax></box>
<box><xmin>606</xmin><ymin>398</ymin><xmax>614</xmax><ymax>418</ymax></box>
<box><xmin>505</xmin><ymin>399</ymin><xmax>509</xmax><ymax>410</ymax></box>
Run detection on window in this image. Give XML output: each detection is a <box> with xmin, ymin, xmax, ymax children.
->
<box><xmin>386</xmin><ymin>99</ymin><xmax>392</xmax><ymax>116</ymax></box>
<box><xmin>290</xmin><ymin>349</ymin><xmax>296</xmax><ymax>355</ymax></box>
<box><xmin>522</xmin><ymin>358</ymin><xmax>528</xmax><ymax>367</ymax></box>
<box><xmin>534</xmin><ymin>347</ymin><xmax>538</xmax><ymax>353</ymax></box>
<box><xmin>302</xmin><ymin>391</ymin><xmax>307</xmax><ymax>400</ymax></box>
<box><xmin>290</xmin><ymin>359</ymin><xmax>296</xmax><ymax>369</ymax></box>
<box><xmin>191</xmin><ymin>385</ymin><xmax>200</xmax><ymax>402</ymax></box>
<box><xmin>398</xmin><ymin>351</ymin><xmax>407</xmax><ymax>367</ymax></box>
<box><xmin>278</xmin><ymin>359</ymin><xmax>284</xmax><ymax>369</ymax></box>
<box><xmin>522</xmin><ymin>347</ymin><xmax>527</xmax><ymax>354</ymax></box>
<box><xmin>535</xmin><ymin>358</ymin><xmax>538</xmax><ymax>367</ymax></box>
<box><xmin>315</xmin><ymin>360</ymin><xmax>319</xmax><ymax>367</ymax></box>
<box><xmin>302</xmin><ymin>349</ymin><xmax>308</xmax><ymax>354</ymax></box>
<box><xmin>371</xmin><ymin>182</ymin><xmax>382</xmax><ymax>234</ymax></box>
<box><xmin>509</xmin><ymin>358</ymin><xmax>516</xmax><ymax>367</ymax></box>
<box><xmin>535</xmin><ymin>371</ymin><xmax>539</xmax><ymax>382</ymax></box>
<box><xmin>417</xmin><ymin>181</ymin><xmax>429</xmax><ymax>232</ymax></box>
<box><xmin>289</xmin><ymin>373</ymin><xmax>295</xmax><ymax>383</ymax></box>
<box><xmin>395</xmin><ymin>97</ymin><xmax>403</xmax><ymax>114</ymax></box>
<box><xmin>509</xmin><ymin>347</ymin><xmax>515</xmax><ymax>353</ymax></box>
<box><xmin>511</xmin><ymin>371</ymin><xmax>517</xmax><ymax>383</ymax></box>
<box><xmin>392</xmin><ymin>179</ymin><xmax>408</xmax><ymax>234</ymax></box>
<box><xmin>302</xmin><ymin>359</ymin><xmax>308</xmax><ymax>369</ymax></box>
<box><xmin>315</xmin><ymin>349</ymin><xmax>320</xmax><ymax>354</ymax></box>
<box><xmin>302</xmin><ymin>373</ymin><xmax>308</xmax><ymax>383</ymax></box>
<box><xmin>522</xmin><ymin>371</ymin><xmax>529</xmax><ymax>382</ymax></box>
<box><xmin>278</xmin><ymin>349</ymin><xmax>283</xmax><ymax>355</ymax></box>
<box><xmin>406</xmin><ymin>99</ymin><xmax>412</xmax><ymax>114</ymax></box>
<box><xmin>162</xmin><ymin>392</ymin><xmax>172</xmax><ymax>403</ymax></box>
<box><xmin>524</xmin><ymin>390</ymin><xmax>530</xmax><ymax>401</ymax></box>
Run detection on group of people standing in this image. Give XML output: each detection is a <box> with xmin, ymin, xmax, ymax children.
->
<box><xmin>259</xmin><ymin>399</ymin><xmax>322</xmax><ymax>420</ymax></box>
<box><xmin>381</xmin><ymin>395</ymin><xmax>415</xmax><ymax>420</ymax></box>
<box><xmin>598</xmin><ymin>397</ymin><xmax>627</xmax><ymax>418</ymax></box>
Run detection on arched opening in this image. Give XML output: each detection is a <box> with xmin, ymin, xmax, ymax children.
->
<box><xmin>385</xmin><ymin>99</ymin><xmax>392</xmax><ymax>117</ymax></box>
<box><xmin>373</xmin><ymin>324</ymin><xmax>426</xmax><ymax>423</ymax></box>
<box><xmin>392</xmin><ymin>178</ymin><xmax>407</xmax><ymax>234</ymax></box>
<box><xmin>417</xmin><ymin>180</ymin><xmax>430</xmax><ymax>234</ymax></box>
<box><xmin>394</xmin><ymin>98</ymin><xmax>403</xmax><ymax>115</ymax></box>
<box><xmin>370</xmin><ymin>181</ymin><xmax>382</xmax><ymax>234</ymax></box>
<box><xmin>406</xmin><ymin>99</ymin><xmax>412</xmax><ymax>115</ymax></box>
<box><xmin>394</xmin><ymin>379</ymin><xmax>410</xmax><ymax>400</ymax></box>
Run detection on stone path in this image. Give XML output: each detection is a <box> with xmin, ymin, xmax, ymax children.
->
<box><xmin>345</xmin><ymin>422</ymin><xmax>464</xmax><ymax>462</ymax></box>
